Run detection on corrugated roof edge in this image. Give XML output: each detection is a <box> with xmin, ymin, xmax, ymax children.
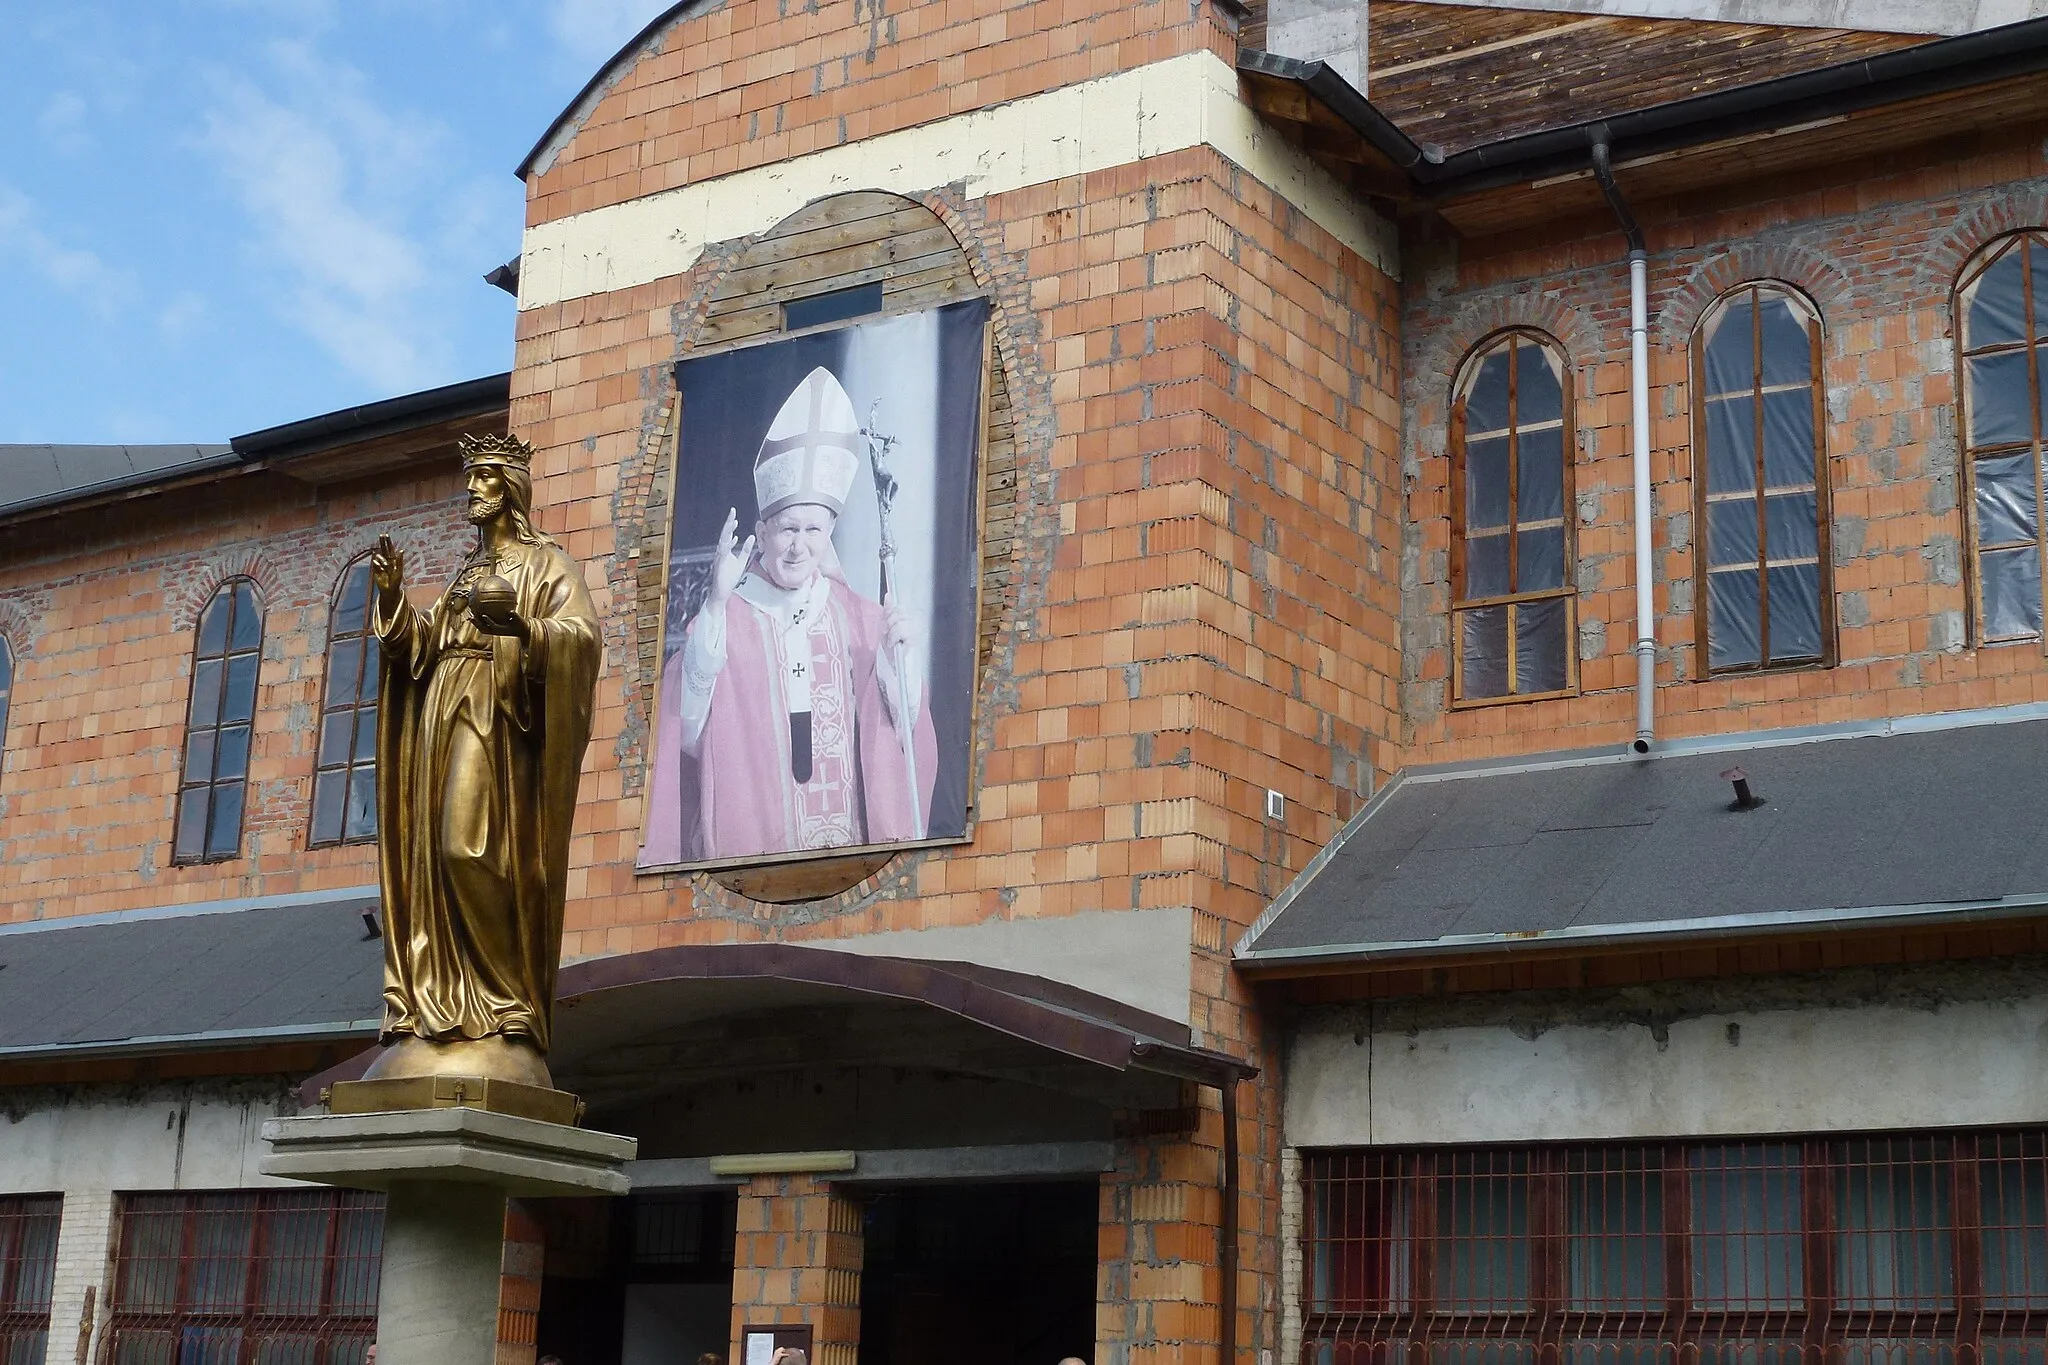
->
<box><xmin>1240</xmin><ymin>11</ymin><xmax>2048</xmax><ymax>198</ymax></box>
<box><xmin>0</xmin><ymin>884</ymin><xmax>378</xmax><ymax>937</ymax></box>
<box><xmin>0</xmin><ymin>1019</ymin><xmax>382</xmax><ymax>1063</ymax></box>
<box><xmin>0</xmin><ymin>445</ymin><xmax>238</xmax><ymax>522</ymax></box>
<box><xmin>1234</xmin><ymin>699</ymin><xmax>2048</xmax><ymax>965</ymax></box>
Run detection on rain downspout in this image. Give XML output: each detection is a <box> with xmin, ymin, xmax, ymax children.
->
<box><xmin>1591</xmin><ymin>136</ymin><xmax>1656</xmax><ymax>753</ymax></box>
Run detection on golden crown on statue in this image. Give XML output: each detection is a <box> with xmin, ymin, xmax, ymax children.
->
<box><xmin>458</xmin><ymin>432</ymin><xmax>535</xmax><ymax>472</ymax></box>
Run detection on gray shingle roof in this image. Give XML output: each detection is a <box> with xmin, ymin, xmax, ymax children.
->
<box><xmin>0</xmin><ymin>891</ymin><xmax>384</xmax><ymax>1056</ymax></box>
<box><xmin>1238</xmin><ymin>708</ymin><xmax>2048</xmax><ymax>966</ymax></box>
<box><xmin>0</xmin><ymin>444</ymin><xmax>237</xmax><ymax>520</ymax></box>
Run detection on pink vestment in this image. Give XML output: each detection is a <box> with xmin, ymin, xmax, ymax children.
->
<box><xmin>641</xmin><ymin>576</ymin><xmax>938</xmax><ymax>865</ymax></box>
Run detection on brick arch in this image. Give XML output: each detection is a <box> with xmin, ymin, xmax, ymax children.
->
<box><xmin>0</xmin><ymin>595</ymin><xmax>46</xmax><ymax>660</ymax></box>
<box><xmin>1412</xmin><ymin>291</ymin><xmax>1602</xmax><ymax>411</ymax></box>
<box><xmin>521</xmin><ymin>0</ymin><xmax>721</xmax><ymax>180</ymax></box>
<box><xmin>165</xmin><ymin>552</ymin><xmax>285</xmax><ymax>634</ymax></box>
<box><xmin>1657</xmin><ymin>242</ymin><xmax>1854</xmax><ymax>339</ymax></box>
<box><xmin>1917</xmin><ymin>192</ymin><xmax>2048</xmax><ymax>300</ymax></box>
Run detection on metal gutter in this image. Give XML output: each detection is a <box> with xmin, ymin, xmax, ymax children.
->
<box><xmin>1240</xmin><ymin>13</ymin><xmax>2048</xmax><ymax>199</ymax></box>
<box><xmin>1235</xmin><ymin>893</ymin><xmax>2048</xmax><ymax>971</ymax></box>
<box><xmin>231</xmin><ymin>373</ymin><xmax>510</xmax><ymax>461</ymax></box>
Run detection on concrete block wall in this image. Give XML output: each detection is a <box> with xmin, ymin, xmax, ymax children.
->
<box><xmin>1399</xmin><ymin>122</ymin><xmax>2048</xmax><ymax>764</ymax></box>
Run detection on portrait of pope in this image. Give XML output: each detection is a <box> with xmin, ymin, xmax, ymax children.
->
<box><xmin>642</xmin><ymin>365</ymin><xmax>942</xmax><ymax>865</ymax></box>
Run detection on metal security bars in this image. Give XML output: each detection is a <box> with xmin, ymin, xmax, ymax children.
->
<box><xmin>104</xmin><ymin>1191</ymin><xmax>382</xmax><ymax>1365</ymax></box>
<box><xmin>1302</xmin><ymin>1133</ymin><xmax>2048</xmax><ymax>1365</ymax></box>
<box><xmin>310</xmin><ymin>560</ymin><xmax>379</xmax><ymax>848</ymax></box>
<box><xmin>0</xmin><ymin>1196</ymin><xmax>60</xmax><ymax>1365</ymax></box>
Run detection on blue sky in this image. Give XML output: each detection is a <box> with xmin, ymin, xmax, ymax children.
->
<box><xmin>0</xmin><ymin>0</ymin><xmax>670</xmax><ymax>444</ymax></box>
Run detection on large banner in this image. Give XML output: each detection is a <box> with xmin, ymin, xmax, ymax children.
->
<box><xmin>639</xmin><ymin>297</ymin><xmax>989</xmax><ymax>870</ymax></box>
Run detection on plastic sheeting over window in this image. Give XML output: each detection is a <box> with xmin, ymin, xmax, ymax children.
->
<box><xmin>174</xmin><ymin>579</ymin><xmax>263</xmax><ymax>865</ymax></box>
<box><xmin>1452</xmin><ymin>332</ymin><xmax>1576</xmax><ymax>703</ymax></box>
<box><xmin>1694</xmin><ymin>284</ymin><xmax>1828</xmax><ymax>673</ymax></box>
<box><xmin>311</xmin><ymin>559</ymin><xmax>381</xmax><ymax>848</ymax></box>
<box><xmin>1958</xmin><ymin>232</ymin><xmax>2048</xmax><ymax>645</ymax></box>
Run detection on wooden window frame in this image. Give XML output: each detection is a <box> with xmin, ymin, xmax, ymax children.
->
<box><xmin>1301</xmin><ymin>1130</ymin><xmax>2048</xmax><ymax>1364</ymax></box>
<box><xmin>173</xmin><ymin>579</ymin><xmax>264</xmax><ymax>867</ymax></box>
<box><xmin>0</xmin><ymin>1195</ymin><xmax>60</xmax><ymax>1362</ymax></box>
<box><xmin>309</xmin><ymin>559</ymin><xmax>378</xmax><ymax>850</ymax></box>
<box><xmin>1690</xmin><ymin>281</ymin><xmax>1835</xmax><ymax>676</ymax></box>
<box><xmin>1450</xmin><ymin>328</ymin><xmax>1580</xmax><ymax>707</ymax></box>
<box><xmin>104</xmin><ymin>1190</ymin><xmax>381</xmax><ymax>1365</ymax></box>
<box><xmin>1955</xmin><ymin>230</ymin><xmax>2048</xmax><ymax>649</ymax></box>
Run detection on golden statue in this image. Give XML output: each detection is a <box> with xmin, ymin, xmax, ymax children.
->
<box><xmin>355</xmin><ymin>432</ymin><xmax>599</xmax><ymax>1098</ymax></box>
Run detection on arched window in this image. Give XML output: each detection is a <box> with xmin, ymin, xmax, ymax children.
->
<box><xmin>1957</xmin><ymin>232</ymin><xmax>2048</xmax><ymax>644</ymax></box>
<box><xmin>1451</xmin><ymin>330</ymin><xmax>1575</xmax><ymax>702</ymax></box>
<box><xmin>0</xmin><ymin>636</ymin><xmax>13</xmax><ymax>781</ymax></box>
<box><xmin>1692</xmin><ymin>283</ymin><xmax>1829</xmax><ymax>673</ymax></box>
<box><xmin>311</xmin><ymin>559</ymin><xmax>379</xmax><ymax>847</ymax></box>
<box><xmin>174</xmin><ymin>580</ymin><xmax>262</xmax><ymax>864</ymax></box>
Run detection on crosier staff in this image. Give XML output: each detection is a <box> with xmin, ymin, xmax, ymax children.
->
<box><xmin>863</xmin><ymin>400</ymin><xmax>923</xmax><ymax>837</ymax></box>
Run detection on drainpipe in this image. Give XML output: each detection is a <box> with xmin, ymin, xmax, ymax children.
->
<box><xmin>1591</xmin><ymin>137</ymin><xmax>1656</xmax><ymax>754</ymax></box>
<box><xmin>1220</xmin><ymin>1070</ymin><xmax>1239</xmax><ymax>1365</ymax></box>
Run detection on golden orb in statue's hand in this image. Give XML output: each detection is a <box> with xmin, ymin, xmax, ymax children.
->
<box><xmin>470</xmin><ymin>575</ymin><xmax>518</xmax><ymax>620</ymax></box>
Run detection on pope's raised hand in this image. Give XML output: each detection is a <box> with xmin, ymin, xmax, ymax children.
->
<box><xmin>706</xmin><ymin>508</ymin><xmax>755</xmax><ymax>609</ymax></box>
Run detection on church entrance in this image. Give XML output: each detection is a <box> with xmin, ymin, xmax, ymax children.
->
<box><xmin>856</xmin><ymin>1181</ymin><xmax>1098</xmax><ymax>1365</ymax></box>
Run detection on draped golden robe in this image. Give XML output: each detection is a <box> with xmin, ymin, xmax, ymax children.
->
<box><xmin>372</xmin><ymin>538</ymin><xmax>598</xmax><ymax>1053</ymax></box>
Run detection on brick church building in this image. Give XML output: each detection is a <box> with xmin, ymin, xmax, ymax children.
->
<box><xmin>6</xmin><ymin>2</ymin><xmax>2048</xmax><ymax>1363</ymax></box>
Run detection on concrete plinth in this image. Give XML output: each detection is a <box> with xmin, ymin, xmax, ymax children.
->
<box><xmin>259</xmin><ymin>1107</ymin><xmax>637</xmax><ymax>1363</ymax></box>
<box><xmin>377</xmin><ymin>1180</ymin><xmax>510</xmax><ymax>1365</ymax></box>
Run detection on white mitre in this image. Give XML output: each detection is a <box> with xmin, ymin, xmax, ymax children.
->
<box><xmin>754</xmin><ymin>366</ymin><xmax>861</xmax><ymax>519</ymax></box>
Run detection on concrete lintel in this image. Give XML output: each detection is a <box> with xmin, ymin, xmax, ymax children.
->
<box><xmin>628</xmin><ymin>1140</ymin><xmax>1117</xmax><ymax>1191</ymax></box>
<box><xmin>260</xmin><ymin>1107</ymin><xmax>637</xmax><ymax>1198</ymax></box>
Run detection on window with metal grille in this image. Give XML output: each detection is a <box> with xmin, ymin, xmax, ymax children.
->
<box><xmin>0</xmin><ymin>1196</ymin><xmax>60</xmax><ymax>1365</ymax></box>
<box><xmin>1957</xmin><ymin>231</ymin><xmax>2048</xmax><ymax>645</ymax></box>
<box><xmin>1302</xmin><ymin>1131</ymin><xmax>2048</xmax><ymax>1365</ymax></box>
<box><xmin>174</xmin><ymin>580</ymin><xmax>263</xmax><ymax>864</ymax></box>
<box><xmin>104</xmin><ymin>1190</ymin><xmax>382</xmax><ymax>1365</ymax></box>
<box><xmin>310</xmin><ymin>560</ymin><xmax>378</xmax><ymax>848</ymax></box>
<box><xmin>1451</xmin><ymin>330</ymin><xmax>1576</xmax><ymax>704</ymax></box>
<box><xmin>1692</xmin><ymin>283</ymin><xmax>1830</xmax><ymax>673</ymax></box>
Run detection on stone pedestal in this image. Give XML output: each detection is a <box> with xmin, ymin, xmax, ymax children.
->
<box><xmin>260</xmin><ymin>1108</ymin><xmax>637</xmax><ymax>1365</ymax></box>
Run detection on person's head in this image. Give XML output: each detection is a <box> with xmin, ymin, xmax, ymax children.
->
<box><xmin>770</xmin><ymin>1350</ymin><xmax>807</xmax><ymax>1365</ymax></box>
<box><xmin>695</xmin><ymin>1354</ymin><xmax>723</xmax><ymax>1365</ymax></box>
<box><xmin>363</xmin><ymin>1346</ymin><xmax>376</xmax><ymax>1365</ymax></box>
<box><xmin>754</xmin><ymin>503</ymin><xmax>838</xmax><ymax>591</ymax></box>
<box><xmin>537</xmin><ymin>1356</ymin><xmax>563</xmax><ymax>1365</ymax></box>
<box><xmin>1057</xmin><ymin>1358</ymin><xmax>1087</xmax><ymax>1365</ymax></box>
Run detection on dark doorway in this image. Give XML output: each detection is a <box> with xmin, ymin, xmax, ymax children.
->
<box><xmin>535</xmin><ymin>1191</ymin><xmax>737</xmax><ymax>1365</ymax></box>
<box><xmin>857</xmin><ymin>1181</ymin><xmax>1097</xmax><ymax>1365</ymax></box>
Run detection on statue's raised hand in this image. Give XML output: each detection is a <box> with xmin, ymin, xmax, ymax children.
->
<box><xmin>370</xmin><ymin>535</ymin><xmax>405</xmax><ymax>614</ymax></box>
<box><xmin>706</xmin><ymin>507</ymin><xmax>755</xmax><ymax>610</ymax></box>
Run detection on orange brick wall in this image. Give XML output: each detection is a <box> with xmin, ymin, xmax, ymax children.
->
<box><xmin>729</xmin><ymin>1174</ymin><xmax>863</xmax><ymax>1365</ymax></box>
<box><xmin>1400</xmin><ymin>125</ymin><xmax>2048</xmax><ymax>765</ymax></box>
<box><xmin>0</xmin><ymin>470</ymin><xmax>469</xmax><ymax>922</ymax></box>
<box><xmin>521</xmin><ymin>0</ymin><xmax>1242</xmax><ymax>227</ymax></box>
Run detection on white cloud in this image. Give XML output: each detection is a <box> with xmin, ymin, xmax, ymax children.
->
<box><xmin>0</xmin><ymin>185</ymin><xmax>130</xmax><ymax>314</ymax></box>
<box><xmin>158</xmin><ymin>291</ymin><xmax>209</xmax><ymax>340</ymax></box>
<box><xmin>548</xmin><ymin>0</ymin><xmax>669</xmax><ymax>63</ymax></box>
<box><xmin>194</xmin><ymin>39</ymin><xmax>483</xmax><ymax>393</ymax></box>
<box><xmin>37</xmin><ymin>92</ymin><xmax>93</xmax><ymax>156</ymax></box>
